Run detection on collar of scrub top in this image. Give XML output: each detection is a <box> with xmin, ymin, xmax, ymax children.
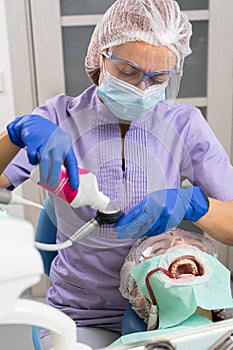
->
<box><xmin>102</xmin><ymin>49</ymin><xmax>180</xmax><ymax>89</ymax></box>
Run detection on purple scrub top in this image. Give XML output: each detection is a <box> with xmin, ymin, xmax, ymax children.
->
<box><xmin>4</xmin><ymin>85</ymin><xmax>233</xmax><ymax>329</ymax></box>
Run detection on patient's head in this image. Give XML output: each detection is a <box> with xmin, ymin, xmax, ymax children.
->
<box><xmin>120</xmin><ymin>228</ymin><xmax>233</xmax><ymax>330</ymax></box>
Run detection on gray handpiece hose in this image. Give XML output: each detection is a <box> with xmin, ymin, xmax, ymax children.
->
<box><xmin>34</xmin><ymin>218</ymin><xmax>99</xmax><ymax>251</ymax></box>
<box><xmin>0</xmin><ymin>189</ymin><xmax>43</xmax><ymax>209</ymax></box>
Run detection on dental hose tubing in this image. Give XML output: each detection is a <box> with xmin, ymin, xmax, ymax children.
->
<box><xmin>0</xmin><ymin>189</ymin><xmax>43</xmax><ymax>209</ymax></box>
<box><xmin>34</xmin><ymin>218</ymin><xmax>99</xmax><ymax>251</ymax></box>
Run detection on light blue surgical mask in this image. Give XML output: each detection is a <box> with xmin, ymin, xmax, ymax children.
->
<box><xmin>97</xmin><ymin>71</ymin><xmax>167</xmax><ymax>121</ymax></box>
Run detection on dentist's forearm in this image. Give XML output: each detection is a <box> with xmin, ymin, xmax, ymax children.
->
<box><xmin>0</xmin><ymin>131</ymin><xmax>20</xmax><ymax>175</ymax></box>
<box><xmin>194</xmin><ymin>197</ymin><xmax>233</xmax><ymax>245</ymax></box>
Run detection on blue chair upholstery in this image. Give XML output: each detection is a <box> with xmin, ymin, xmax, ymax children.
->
<box><xmin>121</xmin><ymin>305</ymin><xmax>147</xmax><ymax>335</ymax></box>
<box><xmin>35</xmin><ymin>196</ymin><xmax>58</xmax><ymax>275</ymax></box>
<box><xmin>32</xmin><ymin>196</ymin><xmax>57</xmax><ymax>350</ymax></box>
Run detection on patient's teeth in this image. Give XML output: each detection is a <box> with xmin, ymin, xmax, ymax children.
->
<box><xmin>169</xmin><ymin>256</ymin><xmax>202</xmax><ymax>279</ymax></box>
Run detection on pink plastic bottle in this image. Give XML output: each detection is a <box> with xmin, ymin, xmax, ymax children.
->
<box><xmin>30</xmin><ymin>165</ymin><xmax>110</xmax><ymax>211</ymax></box>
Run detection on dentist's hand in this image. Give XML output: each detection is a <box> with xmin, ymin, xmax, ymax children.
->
<box><xmin>114</xmin><ymin>187</ymin><xmax>209</xmax><ymax>239</ymax></box>
<box><xmin>7</xmin><ymin>114</ymin><xmax>79</xmax><ymax>189</ymax></box>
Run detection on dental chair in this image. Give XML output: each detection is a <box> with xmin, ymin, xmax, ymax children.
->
<box><xmin>34</xmin><ymin>196</ymin><xmax>58</xmax><ymax>276</ymax></box>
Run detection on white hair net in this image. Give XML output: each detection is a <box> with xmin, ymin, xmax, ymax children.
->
<box><xmin>85</xmin><ymin>0</ymin><xmax>192</xmax><ymax>85</ymax></box>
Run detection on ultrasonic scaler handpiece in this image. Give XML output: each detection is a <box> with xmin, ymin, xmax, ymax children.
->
<box><xmin>34</xmin><ymin>204</ymin><xmax>124</xmax><ymax>251</ymax></box>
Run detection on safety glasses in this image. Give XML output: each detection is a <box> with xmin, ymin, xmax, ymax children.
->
<box><xmin>102</xmin><ymin>49</ymin><xmax>180</xmax><ymax>88</ymax></box>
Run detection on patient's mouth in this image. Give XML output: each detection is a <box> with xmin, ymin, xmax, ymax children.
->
<box><xmin>168</xmin><ymin>255</ymin><xmax>204</xmax><ymax>279</ymax></box>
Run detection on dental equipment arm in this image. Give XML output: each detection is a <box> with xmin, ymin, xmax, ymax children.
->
<box><xmin>3</xmin><ymin>299</ymin><xmax>91</xmax><ymax>350</ymax></box>
<box><xmin>0</xmin><ymin>208</ymin><xmax>91</xmax><ymax>350</ymax></box>
<box><xmin>0</xmin><ymin>189</ymin><xmax>43</xmax><ymax>209</ymax></box>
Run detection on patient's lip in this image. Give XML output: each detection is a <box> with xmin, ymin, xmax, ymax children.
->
<box><xmin>168</xmin><ymin>255</ymin><xmax>204</xmax><ymax>279</ymax></box>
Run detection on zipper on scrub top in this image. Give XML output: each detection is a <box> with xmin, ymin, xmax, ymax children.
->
<box><xmin>122</xmin><ymin>158</ymin><xmax>127</xmax><ymax>183</ymax></box>
<box><xmin>122</xmin><ymin>170</ymin><xmax>127</xmax><ymax>184</ymax></box>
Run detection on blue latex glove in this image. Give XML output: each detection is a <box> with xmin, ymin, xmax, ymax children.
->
<box><xmin>115</xmin><ymin>186</ymin><xmax>209</xmax><ymax>239</ymax></box>
<box><xmin>7</xmin><ymin>114</ymin><xmax>79</xmax><ymax>189</ymax></box>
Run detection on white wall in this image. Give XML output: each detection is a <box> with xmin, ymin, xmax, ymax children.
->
<box><xmin>0</xmin><ymin>0</ymin><xmax>15</xmax><ymax>130</ymax></box>
<box><xmin>0</xmin><ymin>0</ymin><xmax>43</xmax><ymax>225</ymax></box>
<box><xmin>0</xmin><ymin>0</ymin><xmax>24</xmax><ymax>218</ymax></box>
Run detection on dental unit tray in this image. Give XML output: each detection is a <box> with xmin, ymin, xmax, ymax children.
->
<box><xmin>98</xmin><ymin>319</ymin><xmax>233</xmax><ymax>350</ymax></box>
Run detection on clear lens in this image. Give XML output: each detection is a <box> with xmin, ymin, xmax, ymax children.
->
<box><xmin>107</xmin><ymin>57</ymin><xmax>143</xmax><ymax>85</ymax></box>
<box><xmin>137</xmin><ymin>228</ymin><xmax>217</xmax><ymax>262</ymax></box>
<box><xmin>165</xmin><ymin>60</ymin><xmax>183</xmax><ymax>102</ymax></box>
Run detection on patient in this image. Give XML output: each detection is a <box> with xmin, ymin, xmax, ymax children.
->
<box><xmin>118</xmin><ymin>228</ymin><xmax>233</xmax><ymax>339</ymax></box>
